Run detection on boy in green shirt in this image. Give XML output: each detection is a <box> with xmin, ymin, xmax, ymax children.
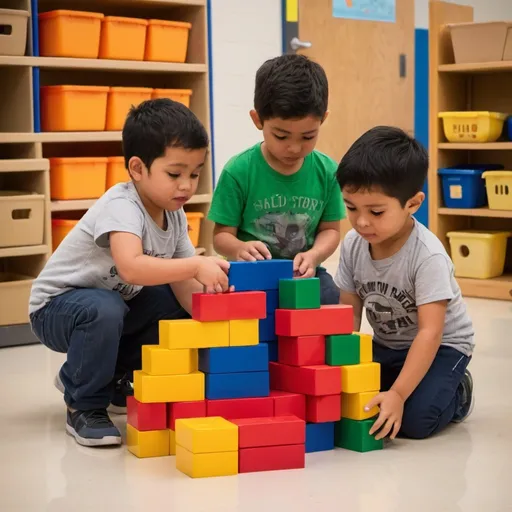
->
<box><xmin>208</xmin><ymin>54</ymin><xmax>345</xmax><ymax>304</ymax></box>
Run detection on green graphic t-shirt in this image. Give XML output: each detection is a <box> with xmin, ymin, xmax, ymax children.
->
<box><xmin>208</xmin><ymin>143</ymin><xmax>345</xmax><ymax>259</ymax></box>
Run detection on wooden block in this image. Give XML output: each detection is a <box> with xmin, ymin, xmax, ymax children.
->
<box><xmin>229</xmin><ymin>319</ymin><xmax>259</xmax><ymax>346</ymax></box>
<box><xmin>326</xmin><ymin>334</ymin><xmax>360</xmax><ymax>366</ymax></box>
<box><xmin>334</xmin><ymin>418</ymin><xmax>383</xmax><ymax>452</ymax></box>
<box><xmin>355</xmin><ymin>332</ymin><xmax>373</xmax><ymax>363</ymax></box>
<box><xmin>127</xmin><ymin>424</ymin><xmax>170</xmax><ymax>458</ymax></box>
<box><xmin>278</xmin><ymin>335</ymin><xmax>325</xmax><ymax>366</ymax></box>
<box><xmin>239</xmin><ymin>444</ymin><xmax>305</xmax><ymax>473</ymax></box>
<box><xmin>168</xmin><ymin>400</ymin><xmax>207</xmax><ymax>430</ymax></box>
<box><xmin>278</xmin><ymin>278</ymin><xmax>320</xmax><ymax>309</ymax></box>
<box><xmin>127</xmin><ymin>396</ymin><xmax>167</xmax><ymax>431</ymax></box>
<box><xmin>305</xmin><ymin>422</ymin><xmax>335</xmax><ymax>453</ymax></box>
<box><xmin>275</xmin><ymin>305</ymin><xmax>353</xmax><ymax>336</ymax></box>
<box><xmin>176</xmin><ymin>445</ymin><xmax>238</xmax><ymax>478</ymax></box>
<box><xmin>269</xmin><ymin>362</ymin><xmax>341</xmax><ymax>396</ymax></box>
<box><xmin>159</xmin><ymin>319</ymin><xmax>229</xmax><ymax>349</ymax></box>
<box><xmin>133</xmin><ymin>370</ymin><xmax>204</xmax><ymax>403</ymax></box>
<box><xmin>228</xmin><ymin>260</ymin><xmax>294</xmax><ymax>291</ymax></box>
<box><xmin>306</xmin><ymin>394</ymin><xmax>342</xmax><ymax>423</ymax></box>
<box><xmin>206</xmin><ymin>397</ymin><xmax>274</xmax><ymax>420</ymax></box>
<box><xmin>192</xmin><ymin>291</ymin><xmax>266</xmax><ymax>322</ymax></box>
<box><xmin>271</xmin><ymin>390</ymin><xmax>306</xmax><ymax>421</ymax></box>
<box><xmin>170</xmin><ymin>428</ymin><xmax>176</xmax><ymax>455</ymax></box>
<box><xmin>175</xmin><ymin>416</ymin><xmax>238</xmax><ymax>454</ymax></box>
<box><xmin>341</xmin><ymin>362</ymin><xmax>380</xmax><ymax>394</ymax></box>
<box><xmin>206</xmin><ymin>371</ymin><xmax>270</xmax><ymax>400</ymax></box>
<box><xmin>141</xmin><ymin>345</ymin><xmax>198</xmax><ymax>375</ymax></box>
<box><xmin>341</xmin><ymin>391</ymin><xmax>379</xmax><ymax>421</ymax></box>
<box><xmin>232</xmin><ymin>416</ymin><xmax>305</xmax><ymax>448</ymax></box>
<box><xmin>199</xmin><ymin>345</ymin><xmax>268</xmax><ymax>373</ymax></box>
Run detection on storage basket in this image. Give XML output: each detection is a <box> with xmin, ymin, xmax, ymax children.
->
<box><xmin>482</xmin><ymin>171</ymin><xmax>512</xmax><ymax>210</ymax></box>
<box><xmin>0</xmin><ymin>8</ymin><xmax>29</xmax><ymax>56</ymax></box>
<box><xmin>439</xmin><ymin>111</ymin><xmax>507</xmax><ymax>143</ymax></box>
<box><xmin>99</xmin><ymin>16</ymin><xmax>148</xmax><ymax>61</ymax></box>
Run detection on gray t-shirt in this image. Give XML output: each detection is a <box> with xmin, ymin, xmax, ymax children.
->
<box><xmin>335</xmin><ymin>219</ymin><xmax>474</xmax><ymax>356</ymax></box>
<box><xmin>29</xmin><ymin>182</ymin><xmax>195</xmax><ymax>314</ymax></box>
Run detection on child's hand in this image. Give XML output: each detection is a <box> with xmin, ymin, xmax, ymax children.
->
<box><xmin>194</xmin><ymin>256</ymin><xmax>232</xmax><ymax>294</ymax></box>
<box><xmin>366</xmin><ymin>390</ymin><xmax>404</xmax><ymax>440</ymax></box>
<box><xmin>293</xmin><ymin>251</ymin><xmax>318</xmax><ymax>278</ymax></box>
<box><xmin>236</xmin><ymin>241</ymin><xmax>272</xmax><ymax>262</ymax></box>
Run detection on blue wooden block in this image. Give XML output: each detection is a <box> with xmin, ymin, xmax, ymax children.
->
<box><xmin>305</xmin><ymin>422</ymin><xmax>335</xmax><ymax>453</ymax></box>
<box><xmin>228</xmin><ymin>260</ymin><xmax>294</xmax><ymax>291</ymax></box>
<box><xmin>261</xmin><ymin>340</ymin><xmax>278</xmax><ymax>362</ymax></box>
<box><xmin>199</xmin><ymin>345</ymin><xmax>268</xmax><ymax>374</ymax></box>
<box><xmin>205</xmin><ymin>371</ymin><xmax>270</xmax><ymax>400</ymax></box>
<box><xmin>265</xmin><ymin>289</ymin><xmax>279</xmax><ymax>315</ymax></box>
<box><xmin>259</xmin><ymin>315</ymin><xmax>276</xmax><ymax>342</ymax></box>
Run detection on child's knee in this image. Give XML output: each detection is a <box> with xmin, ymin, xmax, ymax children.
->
<box><xmin>400</xmin><ymin>407</ymin><xmax>438</xmax><ymax>439</ymax></box>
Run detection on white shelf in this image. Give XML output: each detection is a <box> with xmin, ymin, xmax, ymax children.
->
<box><xmin>439</xmin><ymin>61</ymin><xmax>512</xmax><ymax>74</ymax></box>
<box><xmin>0</xmin><ymin>159</ymin><xmax>49</xmax><ymax>172</ymax></box>
<box><xmin>0</xmin><ymin>132</ymin><xmax>122</xmax><ymax>144</ymax></box>
<box><xmin>438</xmin><ymin>142</ymin><xmax>512</xmax><ymax>150</ymax></box>
<box><xmin>0</xmin><ymin>245</ymin><xmax>50</xmax><ymax>258</ymax></box>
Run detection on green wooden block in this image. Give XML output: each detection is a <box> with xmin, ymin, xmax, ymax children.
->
<box><xmin>278</xmin><ymin>278</ymin><xmax>320</xmax><ymax>309</ymax></box>
<box><xmin>334</xmin><ymin>418</ymin><xmax>383</xmax><ymax>453</ymax></box>
<box><xmin>326</xmin><ymin>334</ymin><xmax>360</xmax><ymax>366</ymax></box>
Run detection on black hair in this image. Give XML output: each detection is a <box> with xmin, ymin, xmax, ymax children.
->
<box><xmin>254</xmin><ymin>54</ymin><xmax>328</xmax><ymax>121</ymax></box>
<box><xmin>122</xmin><ymin>98</ymin><xmax>209</xmax><ymax>170</ymax></box>
<box><xmin>336</xmin><ymin>126</ymin><xmax>428</xmax><ymax>206</ymax></box>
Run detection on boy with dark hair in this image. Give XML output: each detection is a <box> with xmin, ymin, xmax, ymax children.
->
<box><xmin>208</xmin><ymin>54</ymin><xmax>344</xmax><ymax>304</ymax></box>
<box><xmin>30</xmin><ymin>99</ymin><xmax>231</xmax><ymax>447</ymax></box>
<box><xmin>335</xmin><ymin>126</ymin><xmax>474</xmax><ymax>440</ymax></box>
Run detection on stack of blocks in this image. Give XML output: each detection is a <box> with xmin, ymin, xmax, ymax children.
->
<box><xmin>126</xmin><ymin>259</ymin><xmax>384</xmax><ymax>477</ymax></box>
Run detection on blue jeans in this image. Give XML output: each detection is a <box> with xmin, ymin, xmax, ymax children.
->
<box><xmin>316</xmin><ymin>267</ymin><xmax>339</xmax><ymax>305</ymax></box>
<box><xmin>373</xmin><ymin>343</ymin><xmax>471</xmax><ymax>439</ymax></box>
<box><xmin>30</xmin><ymin>286</ymin><xmax>188</xmax><ymax>411</ymax></box>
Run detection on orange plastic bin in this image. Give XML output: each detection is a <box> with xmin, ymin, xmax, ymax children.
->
<box><xmin>145</xmin><ymin>20</ymin><xmax>192</xmax><ymax>63</ymax></box>
<box><xmin>39</xmin><ymin>10</ymin><xmax>104</xmax><ymax>58</ymax></box>
<box><xmin>52</xmin><ymin>219</ymin><xmax>79</xmax><ymax>251</ymax></box>
<box><xmin>41</xmin><ymin>85</ymin><xmax>109</xmax><ymax>132</ymax></box>
<box><xmin>152</xmin><ymin>89</ymin><xmax>192</xmax><ymax>108</ymax></box>
<box><xmin>50</xmin><ymin>157</ymin><xmax>108</xmax><ymax>200</ymax></box>
<box><xmin>106</xmin><ymin>87</ymin><xmax>152</xmax><ymax>131</ymax></box>
<box><xmin>186</xmin><ymin>212</ymin><xmax>204</xmax><ymax>248</ymax></box>
<box><xmin>106</xmin><ymin>156</ymin><xmax>129</xmax><ymax>189</ymax></box>
<box><xmin>99</xmin><ymin>16</ymin><xmax>148</xmax><ymax>61</ymax></box>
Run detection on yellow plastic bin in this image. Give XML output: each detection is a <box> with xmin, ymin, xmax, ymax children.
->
<box><xmin>151</xmin><ymin>89</ymin><xmax>192</xmax><ymax>108</ymax></box>
<box><xmin>0</xmin><ymin>9</ymin><xmax>29</xmax><ymax>56</ymax></box>
<box><xmin>50</xmin><ymin>157</ymin><xmax>108</xmax><ymax>200</ymax></box>
<box><xmin>52</xmin><ymin>219</ymin><xmax>79</xmax><ymax>252</ymax></box>
<box><xmin>438</xmin><ymin>111</ymin><xmax>507</xmax><ymax>143</ymax></box>
<box><xmin>145</xmin><ymin>20</ymin><xmax>192</xmax><ymax>63</ymax></box>
<box><xmin>41</xmin><ymin>85</ymin><xmax>109</xmax><ymax>132</ymax></box>
<box><xmin>39</xmin><ymin>10</ymin><xmax>104</xmax><ymax>58</ymax></box>
<box><xmin>447</xmin><ymin>230</ymin><xmax>511</xmax><ymax>279</ymax></box>
<box><xmin>186</xmin><ymin>212</ymin><xmax>204</xmax><ymax>248</ymax></box>
<box><xmin>99</xmin><ymin>16</ymin><xmax>148</xmax><ymax>61</ymax></box>
<box><xmin>482</xmin><ymin>171</ymin><xmax>512</xmax><ymax>210</ymax></box>
<box><xmin>106</xmin><ymin>87</ymin><xmax>152</xmax><ymax>131</ymax></box>
<box><xmin>106</xmin><ymin>156</ymin><xmax>129</xmax><ymax>189</ymax></box>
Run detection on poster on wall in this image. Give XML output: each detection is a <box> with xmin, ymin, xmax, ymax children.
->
<box><xmin>333</xmin><ymin>0</ymin><xmax>396</xmax><ymax>23</ymax></box>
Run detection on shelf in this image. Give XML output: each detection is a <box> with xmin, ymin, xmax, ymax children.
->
<box><xmin>0</xmin><ymin>132</ymin><xmax>122</xmax><ymax>144</ymax></box>
<box><xmin>457</xmin><ymin>274</ymin><xmax>512</xmax><ymax>302</ymax></box>
<box><xmin>0</xmin><ymin>56</ymin><xmax>207</xmax><ymax>74</ymax></box>
<box><xmin>0</xmin><ymin>245</ymin><xmax>50</xmax><ymax>258</ymax></box>
<box><xmin>0</xmin><ymin>159</ymin><xmax>49</xmax><ymax>172</ymax></box>
<box><xmin>439</xmin><ymin>61</ymin><xmax>512</xmax><ymax>74</ymax></box>
<box><xmin>187</xmin><ymin>193</ymin><xmax>212</xmax><ymax>204</ymax></box>
<box><xmin>438</xmin><ymin>142</ymin><xmax>512</xmax><ymax>150</ymax></box>
<box><xmin>439</xmin><ymin>208</ymin><xmax>512</xmax><ymax>219</ymax></box>
<box><xmin>195</xmin><ymin>247</ymin><xmax>205</xmax><ymax>255</ymax></box>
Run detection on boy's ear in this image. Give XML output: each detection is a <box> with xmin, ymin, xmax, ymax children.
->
<box><xmin>407</xmin><ymin>191</ymin><xmax>425</xmax><ymax>215</ymax></box>
<box><xmin>128</xmin><ymin>157</ymin><xmax>146</xmax><ymax>182</ymax></box>
<box><xmin>250</xmin><ymin>110</ymin><xmax>263</xmax><ymax>130</ymax></box>
<box><xmin>321</xmin><ymin>110</ymin><xmax>330</xmax><ymax>124</ymax></box>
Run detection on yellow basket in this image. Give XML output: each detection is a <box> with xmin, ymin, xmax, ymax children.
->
<box><xmin>447</xmin><ymin>230</ymin><xmax>511</xmax><ymax>279</ymax></box>
<box><xmin>482</xmin><ymin>170</ymin><xmax>512</xmax><ymax>210</ymax></box>
<box><xmin>438</xmin><ymin>111</ymin><xmax>507</xmax><ymax>143</ymax></box>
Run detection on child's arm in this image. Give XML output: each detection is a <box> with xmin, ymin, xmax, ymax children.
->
<box><xmin>213</xmin><ymin>224</ymin><xmax>271</xmax><ymax>261</ymax></box>
<box><xmin>340</xmin><ymin>290</ymin><xmax>363</xmax><ymax>330</ymax></box>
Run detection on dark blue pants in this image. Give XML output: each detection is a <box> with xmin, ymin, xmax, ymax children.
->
<box><xmin>373</xmin><ymin>343</ymin><xmax>471</xmax><ymax>439</ymax></box>
<box><xmin>316</xmin><ymin>267</ymin><xmax>339</xmax><ymax>305</ymax></box>
<box><xmin>30</xmin><ymin>286</ymin><xmax>188</xmax><ymax>411</ymax></box>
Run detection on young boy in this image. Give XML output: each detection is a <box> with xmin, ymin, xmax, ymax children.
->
<box><xmin>29</xmin><ymin>99</ymin><xmax>231</xmax><ymax>447</ymax></box>
<box><xmin>208</xmin><ymin>54</ymin><xmax>344</xmax><ymax>304</ymax></box>
<box><xmin>335</xmin><ymin>126</ymin><xmax>474</xmax><ymax>440</ymax></box>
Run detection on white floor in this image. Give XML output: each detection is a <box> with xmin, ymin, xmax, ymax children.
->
<box><xmin>1</xmin><ymin>291</ymin><xmax>511</xmax><ymax>511</ymax></box>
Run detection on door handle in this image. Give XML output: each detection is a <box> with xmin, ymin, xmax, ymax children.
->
<box><xmin>290</xmin><ymin>37</ymin><xmax>312</xmax><ymax>51</ymax></box>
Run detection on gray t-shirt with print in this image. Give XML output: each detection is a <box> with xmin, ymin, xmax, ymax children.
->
<box><xmin>334</xmin><ymin>219</ymin><xmax>474</xmax><ymax>356</ymax></box>
<box><xmin>29</xmin><ymin>182</ymin><xmax>195</xmax><ymax>314</ymax></box>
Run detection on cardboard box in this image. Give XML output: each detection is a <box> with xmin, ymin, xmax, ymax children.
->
<box><xmin>0</xmin><ymin>273</ymin><xmax>33</xmax><ymax>326</ymax></box>
<box><xmin>504</xmin><ymin>27</ymin><xmax>512</xmax><ymax>61</ymax></box>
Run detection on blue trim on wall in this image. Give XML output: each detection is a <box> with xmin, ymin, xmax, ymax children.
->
<box><xmin>281</xmin><ymin>0</ymin><xmax>287</xmax><ymax>53</ymax></box>
<box><xmin>32</xmin><ymin>68</ymin><xmax>41</xmax><ymax>133</ymax></box>
<box><xmin>30</xmin><ymin>0</ymin><xmax>39</xmax><ymax>56</ymax></box>
<box><xmin>207</xmin><ymin>0</ymin><xmax>216</xmax><ymax>185</ymax></box>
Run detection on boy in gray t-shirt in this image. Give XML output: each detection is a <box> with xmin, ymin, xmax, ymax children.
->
<box><xmin>29</xmin><ymin>99</ymin><xmax>231</xmax><ymax>448</ymax></box>
<box><xmin>335</xmin><ymin>126</ymin><xmax>474</xmax><ymax>441</ymax></box>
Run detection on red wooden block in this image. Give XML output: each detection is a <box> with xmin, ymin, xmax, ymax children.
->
<box><xmin>206</xmin><ymin>397</ymin><xmax>274</xmax><ymax>420</ymax></box>
<box><xmin>232</xmin><ymin>416</ymin><xmax>305</xmax><ymax>448</ymax></box>
<box><xmin>306</xmin><ymin>394</ymin><xmax>342</xmax><ymax>423</ymax></box>
<box><xmin>239</xmin><ymin>444</ymin><xmax>305</xmax><ymax>473</ymax></box>
<box><xmin>192</xmin><ymin>291</ymin><xmax>266</xmax><ymax>322</ymax></box>
<box><xmin>167</xmin><ymin>400</ymin><xmax>207</xmax><ymax>430</ymax></box>
<box><xmin>278</xmin><ymin>335</ymin><xmax>325</xmax><ymax>366</ymax></box>
<box><xmin>270</xmin><ymin>390</ymin><xmax>306</xmax><ymax>421</ymax></box>
<box><xmin>275</xmin><ymin>305</ymin><xmax>353</xmax><ymax>337</ymax></box>
<box><xmin>127</xmin><ymin>396</ymin><xmax>167</xmax><ymax>431</ymax></box>
<box><xmin>269</xmin><ymin>362</ymin><xmax>341</xmax><ymax>396</ymax></box>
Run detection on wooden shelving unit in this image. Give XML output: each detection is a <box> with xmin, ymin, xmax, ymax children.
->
<box><xmin>429</xmin><ymin>1</ymin><xmax>512</xmax><ymax>302</ymax></box>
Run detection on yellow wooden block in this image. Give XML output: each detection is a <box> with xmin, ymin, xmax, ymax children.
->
<box><xmin>229</xmin><ymin>319</ymin><xmax>259</xmax><ymax>346</ymax></box>
<box><xmin>176</xmin><ymin>445</ymin><xmax>238</xmax><ymax>478</ymax></box>
<box><xmin>159</xmin><ymin>319</ymin><xmax>229</xmax><ymax>349</ymax></box>
<box><xmin>176</xmin><ymin>417</ymin><xmax>238</xmax><ymax>453</ymax></box>
<box><xmin>355</xmin><ymin>332</ymin><xmax>373</xmax><ymax>363</ymax></box>
<box><xmin>342</xmin><ymin>391</ymin><xmax>379</xmax><ymax>420</ymax></box>
<box><xmin>170</xmin><ymin>429</ymin><xmax>176</xmax><ymax>456</ymax></box>
<box><xmin>127</xmin><ymin>424</ymin><xmax>170</xmax><ymax>458</ymax></box>
<box><xmin>133</xmin><ymin>370</ymin><xmax>204</xmax><ymax>403</ymax></box>
<box><xmin>341</xmin><ymin>362</ymin><xmax>380</xmax><ymax>394</ymax></box>
<box><xmin>141</xmin><ymin>345</ymin><xmax>198</xmax><ymax>375</ymax></box>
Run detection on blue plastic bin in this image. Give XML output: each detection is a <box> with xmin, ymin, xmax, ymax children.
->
<box><xmin>507</xmin><ymin>117</ymin><xmax>512</xmax><ymax>140</ymax></box>
<box><xmin>438</xmin><ymin>165</ymin><xmax>503</xmax><ymax>208</ymax></box>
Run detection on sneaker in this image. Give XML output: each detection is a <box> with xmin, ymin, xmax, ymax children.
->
<box><xmin>453</xmin><ymin>369</ymin><xmax>475</xmax><ymax>423</ymax></box>
<box><xmin>66</xmin><ymin>409</ymin><xmax>122</xmax><ymax>447</ymax></box>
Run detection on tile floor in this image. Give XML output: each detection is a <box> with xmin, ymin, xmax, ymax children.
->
<box><xmin>0</xmin><ymin>287</ymin><xmax>511</xmax><ymax>511</ymax></box>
